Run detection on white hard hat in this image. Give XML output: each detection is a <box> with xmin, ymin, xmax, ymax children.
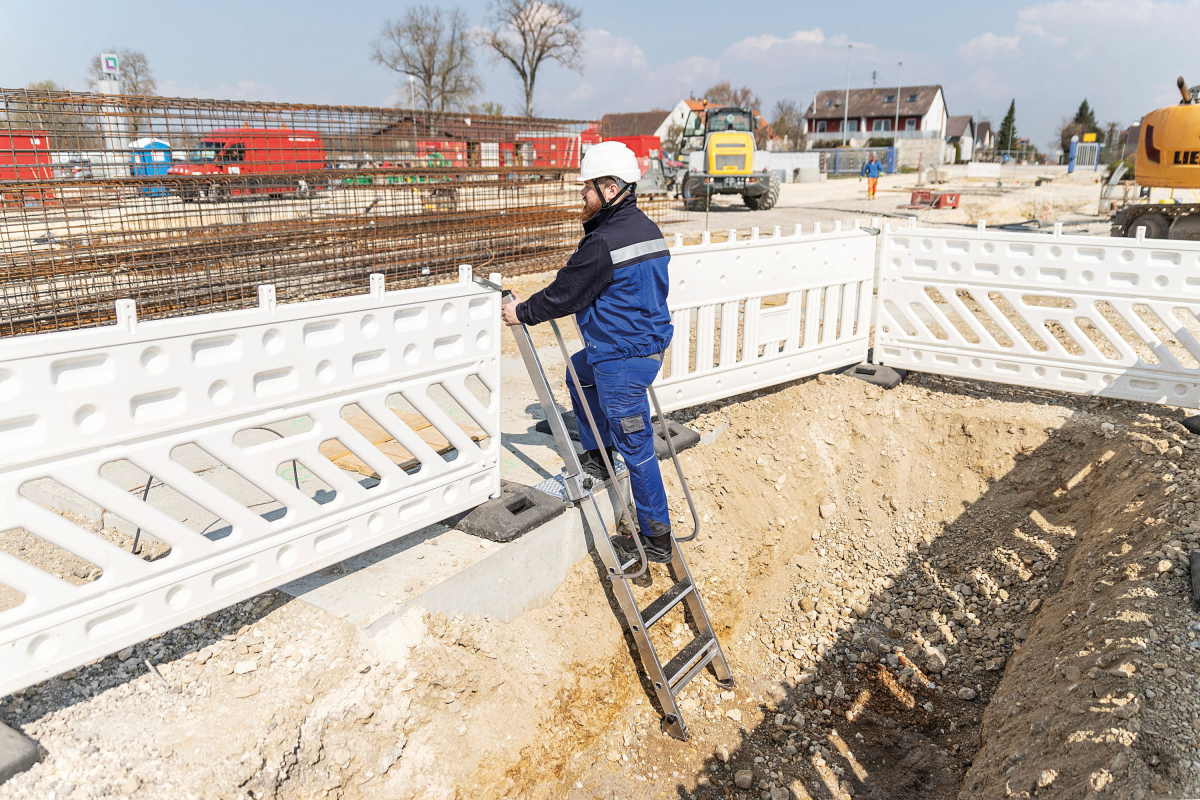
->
<box><xmin>579</xmin><ymin>141</ymin><xmax>642</xmax><ymax>184</ymax></box>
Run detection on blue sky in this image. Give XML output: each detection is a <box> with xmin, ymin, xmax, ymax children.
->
<box><xmin>2</xmin><ymin>0</ymin><xmax>1195</xmax><ymax>149</ymax></box>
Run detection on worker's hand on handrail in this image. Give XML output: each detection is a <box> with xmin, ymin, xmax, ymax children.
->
<box><xmin>501</xmin><ymin>291</ymin><xmax>522</xmax><ymax>326</ymax></box>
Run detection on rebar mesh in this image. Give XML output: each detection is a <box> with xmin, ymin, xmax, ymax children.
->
<box><xmin>0</xmin><ymin>88</ymin><xmax>682</xmax><ymax>336</ymax></box>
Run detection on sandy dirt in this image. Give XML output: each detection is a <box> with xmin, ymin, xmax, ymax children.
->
<box><xmin>4</xmin><ymin>364</ymin><xmax>1199</xmax><ymax>800</ymax></box>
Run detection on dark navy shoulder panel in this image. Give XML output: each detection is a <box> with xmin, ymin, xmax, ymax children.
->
<box><xmin>599</xmin><ymin>203</ymin><xmax>669</xmax><ymax>268</ymax></box>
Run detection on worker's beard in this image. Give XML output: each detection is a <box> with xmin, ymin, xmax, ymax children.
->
<box><xmin>581</xmin><ymin>190</ymin><xmax>603</xmax><ymax>223</ymax></box>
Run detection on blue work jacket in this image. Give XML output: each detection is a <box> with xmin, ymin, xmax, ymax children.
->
<box><xmin>517</xmin><ymin>192</ymin><xmax>673</xmax><ymax>363</ymax></box>
<box><xmin>861</xmin><ymin>160</ymin><xmax>883</xmax><ymax>178</ymax></box>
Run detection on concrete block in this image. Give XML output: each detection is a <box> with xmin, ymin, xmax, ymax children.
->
<box><xmin>653</xmin><ymin>419</ymin><xmax>701</xmax><ymax>459</ymax></box>
<box><xmin>0</xmin><ymin>721</ymin><xmax>41</xmax><ymax>784</ymax></box>
<box><xmin>455</xmin><ymin>481</ymin><xmax>566</xmax><ymax>543</ymax></box>
<box><xmin>839</xmin><ymin>362</ymin><xmax>906</xmax><ymax>390</ymax></box>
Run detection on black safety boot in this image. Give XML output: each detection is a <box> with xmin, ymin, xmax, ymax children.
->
<box><xmin>580</xmin><ymin>446</ymin><xmax>620</xmax><ymax>482</ymax></box>
<box><xmin>644</xmin><ymin>519</ymin><xmax>675</xmax><ymax>563</ymax></box>
<box><xmin>610</xmin><ymin>519</ymin><xmax>673</xmax><ymax>565</ymax></box>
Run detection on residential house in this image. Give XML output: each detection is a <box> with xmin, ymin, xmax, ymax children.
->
<box><xmin>975</xmin><ymin>121</ymin><xmax>994</xmax><ymax>152</ymax></box>
<box><xmin>1118</xmin><ymin>121</ymin><xmax>1141</xmax><ymax>161</ymax></box>
<box><xmin>945</xmin><ymin>115</ymin><xmax>975</xmax><ymax>162</ymax></box>
<box><xmin>653</xmin><ymin>99</ymin><xmax>707</xmax><ymax>153</ymax></box>
<box><xmin>803</xmin><ymin>85</ymin><xmax>947</xmax><ymax>142</ymax></box>
<box><xmin>601</xmin><ymin>110</ymin><xmax>671</xmax><ymax>138</ymax></box>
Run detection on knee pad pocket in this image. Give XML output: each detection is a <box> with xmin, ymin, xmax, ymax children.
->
<box><xmin>619</xmin><ymin>415</ymin><xmax>645</xmax><ymax>434</ymax></box>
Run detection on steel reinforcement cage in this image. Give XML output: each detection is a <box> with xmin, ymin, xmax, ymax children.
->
<box><xmin>0</xmin><ymin>89</ymin><xmax>680</xmax><ymax>336</ymax></box>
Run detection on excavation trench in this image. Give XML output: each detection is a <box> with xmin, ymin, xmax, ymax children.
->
<box><xmin>473</xmin><ymin>369</ymin><xmax>1200</xmax><ymax>800</ymax></box>
<box><xmin>3</xmin><ymin>369</ymin><xmax>1198</xmax><ymax>800</ymax></box>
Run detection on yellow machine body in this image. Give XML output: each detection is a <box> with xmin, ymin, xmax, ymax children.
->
<box><xmin>1136</xmin><ymin>104</ymin><xmax>1200</xmax><ymax>188</ymax></box>
<box><xmin>705</xmin><ymin>131</ymin><xmax>755</xmax><ymax>175</ymax></box>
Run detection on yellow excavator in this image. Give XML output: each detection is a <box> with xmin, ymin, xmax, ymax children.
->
<box><xmin>1112</xmin><ymin>77</ymin><xmax>1200</xmax><ymax>239</ymax></box>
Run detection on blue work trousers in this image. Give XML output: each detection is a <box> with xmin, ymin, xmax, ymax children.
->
<box><xmin>567</xmin><ymin>350</ymin><xmax>670</xmax><ymax>535</ymax></box>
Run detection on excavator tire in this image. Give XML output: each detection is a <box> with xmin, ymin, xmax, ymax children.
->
<box><xmin>1111</xmin><ymin>205</ymin><xmax>1190</xmax><ymax>238</ymax></box>
<box><xmin>743</xmin><ymin>174</ymin><xmax>780</xmax><ymax>211</ymax></box>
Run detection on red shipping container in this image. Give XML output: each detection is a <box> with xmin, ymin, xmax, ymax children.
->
<box><xmin>605</xmin><ymin>135</ymin><xmax>661</xmax><ymax>159</ymax></box>
<box><xmin>0</xmin><ymin>130</ymin><xmax>54</xmax><ymax>206</ymax></box>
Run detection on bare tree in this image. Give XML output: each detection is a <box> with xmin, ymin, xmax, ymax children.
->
<box><xmin>484</xmin><ymin>0</ymin><xmax>583</xmax><ymax>117</ymax></box>
<box><xmin>2</xmin><ymin>82</ymin><xmax>100</xmax><ymax>149</ymax></box>
<box><xmin>704</xmin><ymin>81</ymin><xmax>761</xmax><ymax>110</ymax></box>
<box><xmin>87</xmin><ymin>49</ymin><xmax>157</xmax><ymax>95</ymax></box>
<box><xmin>770</xmin><ymin>99</ymin><xmax>806</xmax><ymax>151</ymax></box>
<box><xmin>468</xmin><ymin>100</ymin><xmax>506</xmax><ymax>116</ymax></box>
<box><xmin>373</xmin><ymin>7</ymin><xmax>481</xmax><ymax>112</ymax></box>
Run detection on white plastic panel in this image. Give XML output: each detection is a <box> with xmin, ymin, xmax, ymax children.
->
<box><xmin>0</xmin><ymin>268</ymin><xmax>501</xmax><ymax>696</ymax></box>
<box><xmin>654</xmin><ymin>224</ymin><xmax>875</xmax><ymax>413</ymax></box>
<box><xmin>874</xmin><ymin>222</ymin><xmax>1200</xmax><ymax>407</ymax></box>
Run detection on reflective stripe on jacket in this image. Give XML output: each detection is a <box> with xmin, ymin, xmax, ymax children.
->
<box><xmin>517</xmin><ymin>192</ymin><xmax>673</xmax><ymax>363</ymax></box>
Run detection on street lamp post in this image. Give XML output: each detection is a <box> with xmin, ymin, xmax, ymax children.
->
<box><xmin>841</xmin><ymin>45</ymin><xmax>852</xmax><ymax>145</ymax></box>
<box><xmin>893</xmin><ymin>62</ymin><xmax>902</xmax><ymax>140</ymax></box>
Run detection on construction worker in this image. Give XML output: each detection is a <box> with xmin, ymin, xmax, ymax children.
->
<box><xmin>500</xmin><ymin>141</ymin><xmax>675</xmax><ymax>563</ymax></box>
<box><xmin>860</xmin><ymin>151</ymin><xmax>883</xmax><ymax>199</ymax></box>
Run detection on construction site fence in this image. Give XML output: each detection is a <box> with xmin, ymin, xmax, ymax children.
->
<box><xmin>13</xmin><ymin>211</ymin><xmax>1200</xmax><ymax>695</ymax></box>
<box><xmin>970</xmin><ymin>148</ymin><xmax>1050</xmax><ymax>166</ymax></box>
<box><xmin>0</xmin><ymin>87</ymin><xmax>682</xmax><ymax>338</ymax></box>
<box><xmin>811</xmin><ymin>147</ymin><xmax>897</xmax><ymax>175</ymax></box>
<box><xmin>654</xmin><ymin>224</ymin><xmax>875</xmax><ymax>412</ymax></box>
<box><xmin>873</xmin><ymin>221</ymin><xmax>1200</xmax><ymax>409</ymax></box>
<box><xmin>0</xmin><ymin>266</ymin><xmax>502</xmax><ymax>697</ymax></box>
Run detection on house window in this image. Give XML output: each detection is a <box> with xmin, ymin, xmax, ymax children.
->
<box><xmin>884</xmin><ymin>95</ymin><xmax>895</xmax><ymax>103</ymax></box>
<box><xmin>846</xmin><ymin>120</ymin><xmax>859</xmax><ymax>132</ymax></box>
<box><xmin>906</xmin><ymin>93</ymin><xmax>918</xmax><ymax>102</ymax></box>
<box><xmin>875</xmin><ymin>119</ymin><xmax>891</xmax><ymax>131</ymax></box>
<box><xmin>906</xmin><ymin>118</ymin><xmax>917</xmax><ymax>131</ymax></box>
<box><xmin>825</xmin><ymin>99</ymin><xmax>833</xmax><ymax>107</ymax></box>
<box><xmin>817</xmin><ymin>121</ymin><xmax>827</xmax><ymax>133</ymax></box>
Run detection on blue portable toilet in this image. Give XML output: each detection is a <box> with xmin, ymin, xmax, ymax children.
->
<box><xmin>130</xmin><ymin>138</ymin><xmax>171</xmax><ymax>195</ymax></box>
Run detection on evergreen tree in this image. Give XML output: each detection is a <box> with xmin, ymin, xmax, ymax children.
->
<box><xmin>1073</xmin><ymin>99</ymin><xmax>1099</xmax><ymax>134</ymax></box>
<box><xmin>997</xmin><ymin>100</ymin><xmax>1017</xmax><ymax>151</ymax></box>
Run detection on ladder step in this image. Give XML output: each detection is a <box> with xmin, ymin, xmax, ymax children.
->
<box><xmin>640</xmin><ymin>580</ymin><xmax>694</xmax><ymax>630</ymax></box>
<box><xmin>664</xmin><ymin>635</ymin><xmax>718</xmax><ymax>692</ymax></box>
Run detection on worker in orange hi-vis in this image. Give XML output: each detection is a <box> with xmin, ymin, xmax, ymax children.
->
<box><xmin>859</xmin><ymin>151</ymin><xmax>883</xmax><ymax>200</ymax></box>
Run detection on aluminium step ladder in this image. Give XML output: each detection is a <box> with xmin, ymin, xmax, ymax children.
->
<box><xmin>505</xmin><ymin>291</ymin><xmax>733</xmax><ymax>740</ymax></box>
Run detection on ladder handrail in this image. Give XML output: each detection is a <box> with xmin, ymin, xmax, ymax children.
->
<box><xmin>646</xmin><ymin>385</ymin><xmax>701</xmax><ymax>543</ymax></box>
<box><xmin>549</xmin><ymin>318</ymin><xmax>650</xmax><ymax>580</ymax></box>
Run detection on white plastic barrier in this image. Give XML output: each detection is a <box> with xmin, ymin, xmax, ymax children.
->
<box><xmin>654</xmin><ymin>223</ymin><xmax>876</xmax><ymax>413</ymax></box>
<box><xmin>965</xmin><ymin>162</ymin><xmax>1002</xmax><ymax>180</ymax></box>
<box><xmin>0</xmin><ymin>269</ymin><xmax>501</xmax><ymax>696</ymax></box>
<box><xmin>874</xmin><ymin>222</ymin><xmax>1200</xmax><ymax>407</ymax></box>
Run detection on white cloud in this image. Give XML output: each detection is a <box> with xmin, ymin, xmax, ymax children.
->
<box><xmin>958</xmin><ymin>32</ymin><xmax>1020</xmax><ymax>58</ymax></box>
<box><xmin>733</xmin><ymin>28</ymin><xmax>826</xmax><ymax>52</ymax></box>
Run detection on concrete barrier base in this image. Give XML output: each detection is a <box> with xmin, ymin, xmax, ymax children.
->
<box><xmin>0</xmin><ymin>721</ymin><xmax>42</xmax><ymax>784</ymax></box>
